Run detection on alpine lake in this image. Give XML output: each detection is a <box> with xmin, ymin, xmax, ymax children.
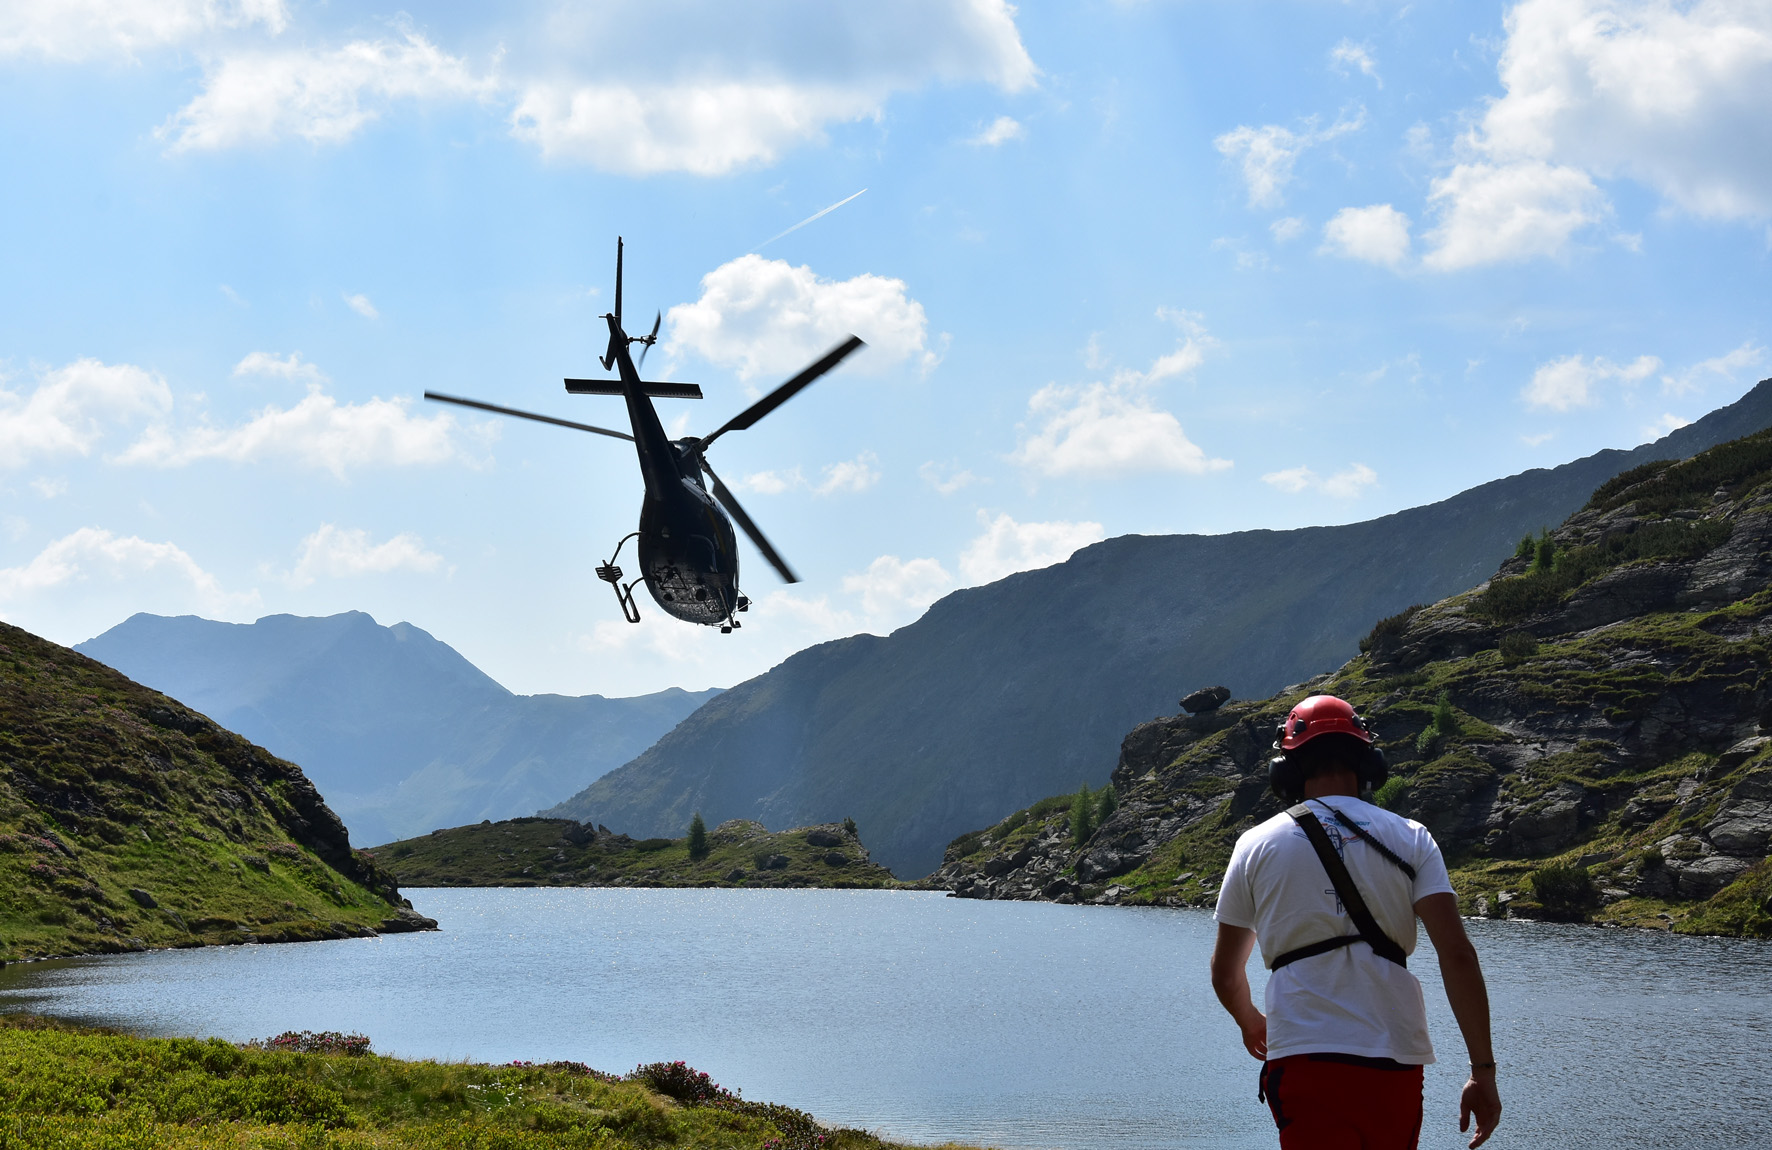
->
<box><xmin>1</xmin><ymin>889</ymin><xmax>1765</xmax><ymax>1150</ymax></box>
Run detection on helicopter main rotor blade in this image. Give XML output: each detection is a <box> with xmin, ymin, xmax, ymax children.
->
<box><xmin>697</xmin><ymin>334</ymin><xmax>864</xmax><ymax>450</ymax></box>
<box><xmin>699</xmin><ymin>458</ymin><xmax>799</xmax><ymax>584</ymax></box>
<box><xmin>424</xmin><ymin>391</ymin><xmax>634</xmax><ymax>441</ymax></box>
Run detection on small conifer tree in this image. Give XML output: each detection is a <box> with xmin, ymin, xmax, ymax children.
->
<box><xmin>1071</xmin><ymin>783</ymin><xmax>1095</xmax><ymax>846</ymax></box>
<box><xmin>1096</xmin><ymin>784</ymin><xmax>1118</xmax><ymax>822</ymax></box>
<box><xmin>1531</xmin><ymin>531</ymin><xmax>1557</xmax><ymax>573</ymax></box>
<box><xmin>687</xmin><ymin>812</ymin><xmax>708</xmax><ymax>860</ymax></box>
<box><xmin>842</xmin><ymin>816</ymin><xmax>858</xmax><ymax>838</ymax></box>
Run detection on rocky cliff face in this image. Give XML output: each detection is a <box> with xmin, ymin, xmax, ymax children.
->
<box><xmin>926</xmin><ymin>430</ymin><xmax>1772</xmax><ymax>937</ymax></box>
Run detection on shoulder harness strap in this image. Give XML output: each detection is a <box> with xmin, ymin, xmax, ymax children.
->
<box><xmin>1269</xmin><ymin>803</ymin><xmax>1409</xmax><ymax>972</ymax></box>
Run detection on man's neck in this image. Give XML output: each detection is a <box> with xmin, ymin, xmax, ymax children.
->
<box><xmin>1302</xmin><ymin>769</ymin><xmax>1360</xmax><ymax>801</ymax></box>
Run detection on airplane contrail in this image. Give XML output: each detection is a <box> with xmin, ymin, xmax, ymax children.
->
<box><xmin>753</xmin><ymin>188</ymin><xmax>868</xmax><ymax>252</ymax></box>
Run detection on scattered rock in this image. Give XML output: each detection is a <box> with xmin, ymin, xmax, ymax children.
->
<box><xmin>805</xmin><ymin>829</ymin><xmax>844</xmax><ymax>847</ymax></box>
<box><xmin>1181</xmin><ymin>686</ymin><xmax>1232</xmax><ymax>714</ymax></box>
<box><xmin>127</xmin><ymin>888</ymin><xmax>157</xmax><ymax>909</ymax></box>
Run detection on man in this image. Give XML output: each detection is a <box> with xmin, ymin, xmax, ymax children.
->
<box><xmin>1210</xmin><ymin>694</ymin><xmax>1502</xmax><ymax>1149</ymax></box>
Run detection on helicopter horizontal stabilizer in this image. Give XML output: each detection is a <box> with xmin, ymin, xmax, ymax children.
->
<box><xmin>564</xmin><ymin>379</ymin><xmax>704</xmax><ymax>399</ymax></box>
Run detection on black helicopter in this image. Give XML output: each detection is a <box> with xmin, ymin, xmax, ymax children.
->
<box><xmin>425</xmin><ymin>239</ymin><xmax>864</xmax><ymax>633</ymax></box>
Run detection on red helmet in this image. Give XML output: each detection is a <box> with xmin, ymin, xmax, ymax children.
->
<box><xmin>1275</xmin><ymin>694</ymin><xmax>1374</xmax><ymax>752</ymax></box>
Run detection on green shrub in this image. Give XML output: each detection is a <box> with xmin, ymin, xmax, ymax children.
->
<box><xmin>1359</xmin><ymin>604</ymin><xmax>1426</xmax><ymax>654</ymax></box>
<box><xmin>1372</xmin><ymin>777</ymin><xmax>1408</xmax><ymax>810</ymax></box>
<box><xmin>1027</xmin><ymin>793</ymin><xmax>1073</xmax><ymax>821</ymax></box>
<box><xmin>1498</xmin><ymin>631</ymin><xmax>1539</xmax><ymax>663</ymax></box>
<box><xmin>1071</xmin><ymin>784</ymin><xmax>1095</xmax><ymax>846</ymax></box>
<box><xmin>634</xmin><ymin>837</ymin><xmax>673</xmax><ymax>852</ymax></box>
<box><xmin>1476</xmin><ymin>517</ymin><xmax>1731</xmax><ymax>622</ymax></box>
<box><xmin>1416</xmin><ymin>691</ymin><xmax>1459</xmax><ymax>756</ymax></box>
<box><xmin>1587</xmin><ymin>427</ymin><xmax>1772</xmax><ymax>514</ymax></box>
<box><xmin>686</xmin><ymin>813</ymin><xmax>708</xmax><ymax>861</ymax></box>
<box><xmin>1529</xmin><ymin>864</ymin><xmax>1599</xmax><ymax>921</ymax></box>
<box><xmin>1513</xmin><ymin>534</ymin><xmax>1535</xmax><ymax>561</ymax></box>
<box><xmin>842</xmin><ymin>816</ymin><xmax>858</xmax><ymax>838</ymax></box>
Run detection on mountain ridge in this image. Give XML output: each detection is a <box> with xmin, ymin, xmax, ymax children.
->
<box><xmin>75</xmin><ymin>612</ymin><xmax>718</xmax><ymax>847</ymax></box>
<box><xmin>545</xmin><ymin>380</ymin><xmax>1772</xmax><ymax>878</ymax></box>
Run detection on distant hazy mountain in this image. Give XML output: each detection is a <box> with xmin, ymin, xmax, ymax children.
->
<box><xmin>76</xmin><ymin>611</ymin><xmax>718</xmax><ymax>847</ymax></box>
<box><xmin>542</xmin><ymin>379</ymin><xmax>1772</xmax><ymax>878</ymax></box>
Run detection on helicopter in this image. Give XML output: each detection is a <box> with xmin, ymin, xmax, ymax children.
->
<box><xmin>425</xmin><ymin>238</ymin><xmax>865</xmax><ymax>634</ymax></box>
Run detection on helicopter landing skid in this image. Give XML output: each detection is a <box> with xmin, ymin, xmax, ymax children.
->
<box><xmin>596</xmin><ymin>533</ymin><xmax>644</xmax><ymax>624</ymax></box>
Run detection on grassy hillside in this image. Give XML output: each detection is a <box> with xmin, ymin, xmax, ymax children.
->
<box><xmin>373</xmin><ymin>817</ymin><xmax>899</xmax><ymax>889</ymax></box>
<box><xmin>929</xmin><ymin>427</ymin><xmax>1772</xmax><ymax>938</ymax></box>
<box><xmin>0</xmin><ymin>1015</ymin><xmax>978</xmax><ymax>1150</ymax></box>
<box><xmin>77</xmin><ymin>611</ymin><xmax>719</xmax><ymax>847</ymax></box>
<box><xmin>545</xmin><ymin>380</ymin><xmax>1772</xmax><ymax>878</ymax></box>
<box><xmin>0</xmin><ymin>622</ymin><xmax>429</xmax><ymax>962</ymax></box>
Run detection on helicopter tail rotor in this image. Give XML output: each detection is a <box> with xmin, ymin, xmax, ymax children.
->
<box><xmin>635</xmin><ymin>311</ymin><xmax>661</xmax><ymax>371</ymax></box>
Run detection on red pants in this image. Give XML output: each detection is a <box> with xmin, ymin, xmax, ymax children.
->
<box><xmin>1258</xmin><ymin>1054</ymin><xmax>1423</xmax><ymax>1150</ymax></box>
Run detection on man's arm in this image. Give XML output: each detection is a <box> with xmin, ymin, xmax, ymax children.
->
<box><xmin>1209</xmin><ymin>923</ymin><xmax>1267</xmax><ymax>1060</ymax></box>
<box><xmin>1416</xmin><ymin>892</ymin><xmax>1502</xmax><ymax>1149</ymax></box>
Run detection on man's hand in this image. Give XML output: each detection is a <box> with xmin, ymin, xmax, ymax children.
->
<box><xmin>1418</xmin><ymin>894</ymin><xmax>1503</xmax><ymax>1148</ymax></box>
<box><xmin>1460</xmin><ymin>1069</ymin><xmax>1501</xmax><ymax>1148</ymax></box>
<box><xmin>1209</xmin><ymin>923</ymin><xmax>1268</xmax><ymax>1061</ymax></box>
<box><xmin>1236</xmin><ymin>1010</ymin><xmax>1268</xmax><ymax>1060</ymax></box>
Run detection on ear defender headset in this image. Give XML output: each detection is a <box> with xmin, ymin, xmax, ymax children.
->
<box><xmin>1268</xmin><ymin>694</ymin><xmax>1388</xmax><ymax>802</ymax></box>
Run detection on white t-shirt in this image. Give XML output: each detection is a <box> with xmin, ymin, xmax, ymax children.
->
<box><xmin>1214</xmin><ymin>796</ymin><xmax>1454</xmax><ymax>1064</ymax></box>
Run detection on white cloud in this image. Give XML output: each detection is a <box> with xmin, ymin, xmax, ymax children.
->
<box><xmin>160</xmin><ymin>31</ymin><xmax>498</xmax><ymax>152</ymax></box>
<box><xmin>958</xmin><ymin>511</ymin><xmax>1103</xmax><ymax>585</ymax></box>
<box><xmin>1014</xmin><ymin>315</ymin><xmax>1227</xmax><ymax>479</ymax></box>
<box><xmin>1013</xmin><ymin>383</ymin><xmax>1229</xmax><ymax>478</ymax></box>
<box><xmin>510</xmin><ymin>1</ymin><xmax>1034</xmax><ymax>174</ymax></box>
<box><xmin>0</xmin><ymin>358</ymin><xmax>171</xmax><ymax>469</ymax></box>
<box><xmin>1520</xmin><ymin>431</ymin><xmax>1557</xmax><ymax>446</ymax></box>
<box><xmin>0</xmin><ymin>0</ymin><xmax>285</xmax><ymax>61</ymax></box>
<box><xmin>0</xmin><ymin>527</ymin><xmax>255</xmax><ymax>617</ymax></box>
<box><xmin>1321</xmin><ymin>204</ymin><xmax>1412</xmax><ymax>267</ymax></box>
<box><xmin>1521</xmin><ymin>352</ymin><xmax>1661</xmax><ymax>411</ymax></box>
<box><xmin>1422</xmin><ymin>160</ymin><xmax>1606</xmax><ymax>270</ymax></box>
<box><xmin>1330</xmin><ymin>39</ymin><xmax>1380</xmax><ymax>85</ymax></box>
<box><xmin>1644</xmin><ymin>412</ymin><xmax>1694</xmax><ymax>440</ymax></box>
<box><xmin>343</xmin><ymin>293</ymin><xmax>379</xmax><ymax>319</ymax></box>
<box><xmin>667</xmin><ymin>255</ymin><xmax>929</xmax><ymax>381</ymax></box>
<box><xmin>116</xmin><ymin>383</ymin><xmax>478</xmax><ymax>478</ymax></box>
<box><xmin>739</xmin><ymin>467</ymin><xmax>803</xmax><ymax>495</ymax></box>
<box><xmin>30</xmin><ymin>477</ymin><xmax>67</xmax><ymax>499</ymax></box>
<box><xmin>1661</xmin><ymin>341</ymin><xmax>1764</xmax><ymax>395</ymax></box>
<box><xmin>1270</xmin><ymin>216</ymin><xmax>1307</xmax><ymax>243</ymax></box>
<box><xmin>233</xmin><ymin>350</ymin><xmax>324</xmax><ymax>384</ymax></box>
<box><xmin>842</xmin><ymin>554</ymin><xmax>953</xmax><ymax>618</ymax></box>
<box><xmin>1482</xmin><ymin>0</ymin><xmax>1772</xmax><ymax>220</ymax></box>
<box><xmin>1419</xmin><ymin>0</ymin><xmax>1772</xmax><ymax>269</ymax></box>
<box><xmin>816</xmin><ymin>452</ymin><xmax>880</xmax><ymax>495</ymax></box>
<box><xmin>1214</xmin><ymin>110</ymin><xmax>1363</xmax><ymax>209</ymax></box>
<box><xmin>919</xmin><ymin>461</ymin><xmax>981</xmax><ymax>494</ymax></box>
<box><xmin>285</xmin><ymin>524</ymin><xmax>444</xmax><ymax>588</ymax></box>
<box><xmin>1261</xmin><ymin>463</ymin><xmax>1379</xmax><ymax>498</ymax></box>
<box><xmin>969</xmin><ymin>115</ymin><xmax>1025</xmax><ymax>146</ymax></box>
<box><xmin>737</xmin><ymin>452</ymin><xmax>880</xmax><ymax>496</ymax></box>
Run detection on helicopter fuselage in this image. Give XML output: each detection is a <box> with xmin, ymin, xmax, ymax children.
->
<box><xmin>606</xmin><ymin>314</ymin><xmax>744</xmax><ymax>626</ymax></box>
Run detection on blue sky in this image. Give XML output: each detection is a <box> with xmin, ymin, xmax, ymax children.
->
<box><xmin>2</xmin><ymin>0</ymin><xmax>1769</xmax><ymax>697</ymax></box>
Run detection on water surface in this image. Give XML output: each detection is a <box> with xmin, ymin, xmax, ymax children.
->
<box><xmin>2</xmin><ymin>889</ymin><xmax>1765</xmax><ymax>1149</ymax></box>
